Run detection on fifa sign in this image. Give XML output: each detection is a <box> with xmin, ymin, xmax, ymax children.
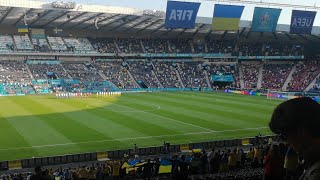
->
<box><xmin>168</xmin><ymin>10</ymin><xmax>193</xmax><ymax>21</ymax></box>
<box><xmin>165</xmin><ymin>1</ymin><xmax>200</xmax><ymax>29</ymax></box>
<box><xmin>290</xmin><ymin>10</ymin><xmax>316</xmax><ymax>34</ymax></box>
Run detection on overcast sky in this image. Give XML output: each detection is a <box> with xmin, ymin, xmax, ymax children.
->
<box><xmin>41</xmin><ymin>0</ymin><xmax>320</xmax><ymax>26</ymax></box>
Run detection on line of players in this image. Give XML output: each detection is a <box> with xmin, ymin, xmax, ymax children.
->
<box><xmin>97</xmin><ymin>92</ymin><xmax>121</xmax><ymax>97</ymax></box>
<box><xmin>56</xmin><ymin>92</ymin><xmax>93</xmax><ymax>98</ymax></box>
<box><xmin>56</xmin><ymin>92</ymin><xmax>122</xmax><ymax>98</ymax></box>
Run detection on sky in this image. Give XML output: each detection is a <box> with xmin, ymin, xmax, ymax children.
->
<box><xmin>40</xmin><ymin>0</ymin><xmax>320</xmax><ymax>29</ymax></box>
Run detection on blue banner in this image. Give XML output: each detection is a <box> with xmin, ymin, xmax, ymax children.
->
<box><xmin>290</xmin><ymin>10</ymin><xmax>316</xmax><ymax>34</ymax></box>
<box><xmin>251</xmin><ymin>7</ymin><xmax>281</xmax><ymax>32</ymax></box>
<box><xmin>165</xmin><ymin>1</ymin><xmax>200</xmax><ymax>29</ymax></box>
<box><xmin>212</xmin><ymin>75</ymin><xmax>234</xmax><ymax>82</ymax></box>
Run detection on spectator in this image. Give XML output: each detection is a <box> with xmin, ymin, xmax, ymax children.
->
<box><xmin>30</xmin><ymin>166</ymin><xmax>44</xmax><ymax>180</ymax></box>
<box><xmin>269</xmin><ymin>97</ymin><xmax>320</xmax><ymax>180</ymax></box>
<box><xmin>263</xmin><ymin>144</ymin><xmax>284</xmax><ymax>180</ymax></box>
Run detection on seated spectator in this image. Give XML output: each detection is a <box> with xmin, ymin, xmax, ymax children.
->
<box><xmin>270</xmin><ymin>97</ymin><xmax>320</xmax><ymax>180</ymax></box>
<box><xmin>263</xmin><ymin>144</ymin><xmax>284</xmax><ymax>180</ymax></box>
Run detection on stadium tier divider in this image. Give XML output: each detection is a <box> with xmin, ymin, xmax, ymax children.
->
<box><xmin>0</xmin><ymin>135</ymin><xmax>275</xmax><ymax>171</ymax></box>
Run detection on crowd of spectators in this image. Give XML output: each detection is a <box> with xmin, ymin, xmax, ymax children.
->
<box><xmin>288</xmin><ymin>62</ymin><xmax>320</xmax><ymax>91</ymax></box>
<box><xmin>207</xmin><ymin>40</ymin><xmax>235</xmax><ymax>54</ymax></box>
<box><xmin>93</xmin><ymin>61</ymin><xmax>138</xmax><ymax>89</ymax></box>
<box><xmin>177</xmin><ymin>62</ymin><xmax>208</xmax><ymax>88</ymax></box>
<box><xmin>261</xmin><ymin>63</ymin><xmax>293</xmax><ymax>90</ymax></box>
<box><xmin>128</xmin><ymin>61</ymin><xmax>161</xmax><ymax>88</ymax></box>
<box><xmin>238</xmin><ymin>42</ymin><xmax>263</xmax><ymax>56</ymax></box>
<box><xmin>0</xmin><ymin>61</ymin><xmax>32</xmax><ymax>82</ymax></box>
<box><xmin>141</xmin><ymin>39</ymin><xmax>169</xmax><ymax>53</ymax></box>
<box><xmin>264</xmin><ymin>43</ymin><xmax>304</xmax><ymax>56</ymax></box>
<box><xmin>28</xmin><ymin>64</ymin><xmax>70</xmax><ymax>79</ymax></box>
<box><xmin>116</xmin><ymin>39</ymin><xmax>143</xmax><ymax>53</ymax></box>
<box><xmin>91</xmin><ymin>39</ymin><xmax>118</xmax><ymax>53</ymax></box>
<box><xmin>169</xmin><ymin>39</ymin><xmax>192</xmax><ymax>53</ymax></box>
<box><xmin>63</xmin><ymin>63</ymin><xmax>104</xmax><ymax>82</ymax></box>
<box><xmin>153</xmin><ymin>62</ymin><xmax>181</xmax><ymax>88</ymax></box>
<box><xmin>242</xmin><ymin>63</ymin><xmax>260</xmax><ymax>89</ymax></box>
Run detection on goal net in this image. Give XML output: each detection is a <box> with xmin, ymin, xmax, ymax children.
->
<box><xmin>266</xmin><ymin>90</ymin><xmax>298</xmax><ymax>100</ymax></box>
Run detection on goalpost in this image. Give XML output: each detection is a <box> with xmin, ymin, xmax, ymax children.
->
<box><xmin>266</xmin><ymin>90</ymin><xmax>298</xmax><ymax>100</ymax></box>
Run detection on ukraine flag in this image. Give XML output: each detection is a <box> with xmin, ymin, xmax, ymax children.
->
<box><xmin>17</xmin><ymin>25</ymin><xmax>29</xmax><ymax>33</ymax></box>
<box><xmin>212</xmin><ymin>4</ymin><xmax>244</xmax><ymax>31</ymax></box>
<box><xmin>158</xmin><ymin>159</ymin><xmax>172</xmax><ymax>174</ymax></box>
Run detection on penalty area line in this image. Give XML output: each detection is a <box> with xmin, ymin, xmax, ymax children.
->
<box><xmin>0</xmin><ymin>127</ymin><xmax>268</xmax><ymax>151</ymax></box>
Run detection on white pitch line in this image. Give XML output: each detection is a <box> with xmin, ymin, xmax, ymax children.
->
<box><xmin>111</xmin><ymin>102</ymin><xmax>216</xmax><ymax>133</ymax></box>
<box><xmin>0</xmin><ymin>127</ymin><xmax>268</xmax><ymax>151</ymax></box>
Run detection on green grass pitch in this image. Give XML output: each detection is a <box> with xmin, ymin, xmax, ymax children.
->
<box><xmin>0</xmin><ymin>92</ymin><xmax>280</xmax><ymax>161</ymax></box>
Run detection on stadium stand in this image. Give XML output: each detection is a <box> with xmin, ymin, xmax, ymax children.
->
<box><xmin>153</xmin><ymin>61</ymin><xmax>181</xmax><ymax>88</ymax></box>
<box><xmin>0</xmin><ymin>35</ymin><xmax>14</xmax><ymax>52</ymax></box>
<box><xmin>46</xmin><ymin>36</ymin><xmax>68</xmax><ymax>52</ymax></box>
<box><xmin>28</xmin><ymin>64</ymin><xmax>70</xmax><ymax>80</ymax></box>
<box><xmin>207</xmin><ymin>40</ymin><xmax>235</xmax><ymax>53</ymax></box>
<box><xmin>238</xmin><ymin>42</ymin><xmax>263</xmax><ymax>56</ymax></box>
<box><xmin>141</xmin><ymin>39</ymin><xmax>170</xmax><ymax>53</ymax></box>
<box><xmin>0</xmin><ymin>60</ymin><xmax>32</xmax><ymax>82</ymax></box>
<box><xmin>31</xmin><ymin>37</ymin><xmax>51</xmax><ymax>52</ymax></box>
<box><xmin>288</xmin><ymin>61</ymin><xmax>320</xmax><ymax>91</ymax></box>
<box><xmin>241</xmin><ymin>63</ymin><xmax>260</xmax><ymax>89</ymax></box>
<box><xmin>261</xmin><ymin>63</ymin><xmax>293</xmax><ymax>90</ymax></box>
<box><xmin>91</xmin><ymin>38</ymin><xmax>118</xmax><ymax>53</ymax></box>
<box><xmin>128</xmin><ymin>61</ymin><xmax>161</xmax><ymax>88</ymax></box>
<box><xmin>93</xmin><ymin>61</ymin><xmax>139</xmax><ymax>89</ymax></box>
<box><xmin>63</xmin><ymin>38</ymin><xmax>96</xmax><ymax>53</ymax></box>
<box><xmin>169</xmin><ymin>39</ymin><xmax>192</xmax><ymax>53</ymax></box>
<box><xmin>63</xmin><ymin>62</ymin><xmax>104</xmax><ymax>82</ymax></box>
<box><xmin>116</xmin><ymin>38</ymin><xmax>143</xmax><ymax>53</ymax></box>
<box><xmin>13</xmin><ymin>35</ymin><xmax>34</xmax><ymax>51</ymax></box>
<box><xmin>177</xmin><ymin>62</ymin><xmax>208</xmax><ymax>88</ymax></box>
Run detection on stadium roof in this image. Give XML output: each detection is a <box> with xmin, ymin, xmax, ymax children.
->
<box><xmin>1</xmin><ymin>0</ymin><xmax>320</xmax><ymax>40</ymax></box>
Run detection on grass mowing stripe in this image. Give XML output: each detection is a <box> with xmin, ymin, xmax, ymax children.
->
<box><xmin>124</xmin><ymin>94</ymin><xmax>266</xmax><ymax>128</ymax></box>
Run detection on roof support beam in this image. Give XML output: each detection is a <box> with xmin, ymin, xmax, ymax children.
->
<box><xmin>205</xmin><ymin>30</ymin><xmax>213</xmax><ymax>39</ymax></box>
<box><xmin>135</xmin><ymin>19</ymin><xmax>162</xmax><ymax>34</ymax></box>
<box><xmin>81</xmin><ymin>14</ymin><xmax>119</xmax><ymax>30</ymax></box>
<box><xmin>272</xmin><ymin>32</ymin><xmax>278</xmax><ymax>40</ymax></box>
<box><xmin>66</xmin><ymin>13</ymin><xmax>104</xmax><ymax>29</ymax></box>
<box><xmin>122</xmin><ymin>17</ymin><xmax>152</xmax><ymax>33</ymax></box>
<box><xmin>58</xmin><ymin>12</ymin><xmax>87</xmax><ymax>27</ymax></box>
<box><xmin>0</xmin><ymin>7</ymin><xmax>14</xmax><ymax>24</ymax></box>
<box><xmin>239</xmin><ymin>27</ymin><xmax>246</xmax><ymax>37</ymax></box>
<box><xmin>176</xmin><ymin>29</ymin><xmax>187</xmax><ymax>38</ymax></box>
<box><xmin>42</xmin><ymin>11</ymin><xmax>69</xmax><ymax>27</ymax></box>
<box><xmin>98</xmin><ymin>15</ymin><xmax>132</xmax><ymax>30</ymax></box>
<box><xmin>245</xmin><ymin>30</ymin><xmax>251</xmax><ymax>39</ymax></box>
<box><xmin>285</xmin><ymin>33</ymin><xmax>293</xmax><ymax>40</ymax></box>
<box><xmin>192</xmin><ymin>24</ymin><xmax>205</xmax><ymax>37</ymax></box>
<box><xmin>29</xmin><ymin>10</ymin><xmax>52</xmax><ymax>26</ymax></box>
<box><xmin>14</xmin><ymin>8</ymin><xmax>33</xmax><ymax>26</ymax></box>
<box><xmin>108</xmin><ymin>16</ymin><xmax>140</xmax><ymax>31</ymax></box>
<box><xmin>221</xmin><ymin>30</ymin><xmax>228</xmax><ymax>39</ymax></box>
<box><xmin>151</xmin><ymin>24</ymin><xmax>165</xmax><ymax>34</ymax></box>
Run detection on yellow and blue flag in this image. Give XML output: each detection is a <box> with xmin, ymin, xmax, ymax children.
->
<box><xmin>158</xmin><ymin>159</ymin><xmax>172</xmax><ymax>174</ymax></box>
<box><xmin>212</xmin><ymin>4</ymin><xmax>244</xmax><ymax>31</ymax></box>
<box><xmin>17</xmin><ymin>25</ymin><xmax>29</xmax><ymax>33</ymax></box>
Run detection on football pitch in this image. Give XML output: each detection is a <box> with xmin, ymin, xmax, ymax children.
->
<box><xmin>0</xmin><ymin>92</ymin><xmax>280</xmax><ymax>161</ymax></box>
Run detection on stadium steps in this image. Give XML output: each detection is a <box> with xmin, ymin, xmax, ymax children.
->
<box><xmin>60</xmin><ymin>64</ymin><xmax>72</xmax><ymax>79</ymax></box>
<box><xmin>127</xmin><ymin>69</ymin><xmax>141</xmax><ymax>88</ymax></box>
<box><xmin>238</xmin><ymin>63</ymin><xmax>245</xmax><ymax>89</ymax></box>
<box><xmin>282</xmin><ymin>64</ymin><xmax>297</xmax><ymax>91</ymax></box>
<box><xmin>257</xmin><ymin>62</ymin><xmax>263</xmax><ymax>89</ymax></box>
<box><xmin>204</xmin><ymin>70</ymin><xmax>212</xmax><ymax>89</ymax></box>
<box><xmin>114</xmin><ymin>39</ymin><xmax>121</xmax><ymax>53</ymax></box>
<box><xmin>305</xmin><ymin>71</ymin><xmax>320</xmax><ymax>91</ymax></box>
<box><xmin>25</xmin><ymin>64</ymin><xmax>35</xmax><ymax>79</ymax></box>
<box><xmin>190</xmin><ymin>41</ymin><xmax>195</xmax><ymax>53</ymax></box>
<box><xmin>204</xmin><ymin>42</ymin><xmax>209</xmax><ymax>53</ymax></box>
<box><xmin>140</xmin><ymin>40</ymin><xmax>146</xmax><ymax>52</ymax></box>
<box><xmin>175</xmin><ymin>69</ymin><xmax>185</xmax><ymax>88</ymax></box>
<box><xmin>151</xmin><ymin>70</ymin><xmax>164</xmax><ymax>88</ymax></box>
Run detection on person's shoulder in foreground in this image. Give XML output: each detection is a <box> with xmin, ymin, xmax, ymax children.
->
<box><xmin>269</xmin><ymin>97</ymin><xmax>320</xmax><ymax>180</ymax></box>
